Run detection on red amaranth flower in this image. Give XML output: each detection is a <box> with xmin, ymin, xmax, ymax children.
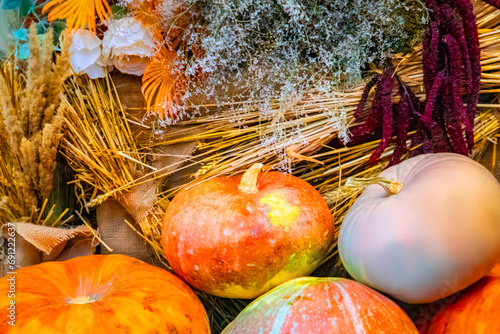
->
<box><xmin>350</xmin><ymin>62</ymin><xmax>420</xmax><ymax>165</ymax></box>
<box><xmin>349</xmin><ymin>0</ymin><xmax>481</xmax><ymax>164</ymax></box>
<box><xmin>454</xmin><ymin>0</ymin><xmax>481</xmax><ymax>153</ymax></box>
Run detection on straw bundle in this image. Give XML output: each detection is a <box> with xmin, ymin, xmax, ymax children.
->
<box><xmin>61</xmin><ymin>76</ymin><xmax>170</xmax><ymax>262</ymax></box>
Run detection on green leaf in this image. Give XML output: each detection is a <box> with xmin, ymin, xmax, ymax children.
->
<box><xmin>1</xmin><ymin>0</ymin><xmax>19</xmax><ymax>10</ymax></box>
<box><xmin>37</xmin><ymin>21</ymin><xmax>47</xmax><ymax>34</ymax></box>
<box><xmin>19</xmin><ymin>0</ymin><xmax>33</xmax><ymax>18</ymax></box>
<box><xmin>110</xmin><ymin>5</ymin><xmax>130</xmax><ymax>20</ymax></box>
<box><xmin>18</xmin><ymin>42</ymin><xmax>29</xmax><ymax>60</ymax></box>
<box><xmin>13</xmin><ymin>28</ymin><xmax>28</xmax><ymax>41</ymax></box>
<box><xmin>51</xmin><ymin>21</ymin><xmax>67</xmax><ymax>33</ymax></box>
<box><xmin>51</xmin><ymin>21</ymin><xmax>67</xmax><ymax>44</ymax></box>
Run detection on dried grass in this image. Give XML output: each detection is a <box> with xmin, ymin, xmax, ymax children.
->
<box><xmin>0</xmin><ymin>26</ymin><xmax>71</xmax><ymax>226</ymax></box>
<box><xmin>61</xmin><ymin>75</ymin><xmax>169</xmax><ymax>260</ymax></box>
<box><xmin>62</xmin><ymin>76</ymin><xmax>143</xmax><ymax>205</ymax></box>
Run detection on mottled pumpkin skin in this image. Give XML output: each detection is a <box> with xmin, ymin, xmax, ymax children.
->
<box><xmin>339</xmin><ymin>153</ymin><xmax>500</xmax><ymax>304</ymax></box>
<box><xmin>0</xmin><ymin>255</ymin><xmax>210</xmax><ymax>334</ymax></box>
<box><xmin>222</xmin><ymin>277</ymin><xmax>418</xmax><ymax>334</ymax></box>
<box><xmin>162</xmin><ymin>171</ymin><xmax>334</xmax><ymax>299</ymax></box>
<box><xmin>419</xmin><ymin>264</ymin><xmax>500</xmax><ymax>334</ymax></box>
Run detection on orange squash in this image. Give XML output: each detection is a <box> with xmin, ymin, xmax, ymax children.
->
<box><xmin>420</xmin><ymin>264</ymin><xmax>500</xmax><ymax>333</ymax></box>
<box><xmin>0</xmin><ymin>255</ymin><xmax>210</xmax><ymax>334</ymax></box>
<box><xmin>162</xmin><ymin>163</ymin><xmax>334</xmax><ymax>299</ymax></box>
<box><xmin>222</xmin><ymin>277</ymin><xmax>418</xmax><ymax>333</ymax></box>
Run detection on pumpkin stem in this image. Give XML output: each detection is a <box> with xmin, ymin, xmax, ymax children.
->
<box><xmin>67</xmin><ymin>295</ymin><xmax>98</xmax><ymax>304</ymax></box>
<box><xmin>238</xmin><ymin>163</ymin><xmax>263</xmax><ymax>193</ymax></box>
<box><xmin>346</xmin><ymin>176</ymin><xmax>403</xmax><ymax>196</ymax></box>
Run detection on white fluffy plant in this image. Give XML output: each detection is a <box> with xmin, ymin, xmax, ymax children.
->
<box><xmin>176</xmin><ymin>0</ymin><xmax>427</xmax><ymax>108</ymax></box>
<box><xmin>141</xmin><ymin>0</ymin><xmax>426</xmax><ymax>171</ymax></box>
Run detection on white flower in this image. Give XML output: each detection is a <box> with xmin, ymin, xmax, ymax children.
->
<box><xmin>101</xmin><ymin>17</ymin><xmax>156</xmax><ymax>76</ymax></box>
<box><xmin>112</xmin><ymin>55</ymin><xmax>152</xmax><ymax>76</ymax></box>
<box><xmin>69</xmin><ymin>30</ymin><xmax>107</xmax><ymax>79</ymax></box>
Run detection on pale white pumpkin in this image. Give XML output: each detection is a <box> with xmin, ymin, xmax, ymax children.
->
<box><xmin>339</xmin><ymin>153</ymin><xmax>500</xmax><ymax>304</ymax></box>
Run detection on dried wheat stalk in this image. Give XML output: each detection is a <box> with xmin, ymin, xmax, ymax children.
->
<box><xmin>0</xmin><ymin>26</ymin><xmax>70</xmax><ymax>226</ymax></box>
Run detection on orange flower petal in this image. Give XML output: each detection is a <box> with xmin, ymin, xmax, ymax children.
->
<box><xmin>42</xmin><ymin>0</ymin><xmax>111</xmax><ymax>32</ymax></box>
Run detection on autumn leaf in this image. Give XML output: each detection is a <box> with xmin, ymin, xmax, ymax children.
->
<box><xmin>142</xmin><ymin>46</ymin><xmax>188</xmax><ymax>120</ymax></box>
<box><xmin>139</xmin><ymin>2</ymin><xmax>203</xmax><ymax>120</ymax></box>
<box><xmin>42</xmin><ymin>0</ymin><xmax>112</xmax><ymax>32</ymax></box>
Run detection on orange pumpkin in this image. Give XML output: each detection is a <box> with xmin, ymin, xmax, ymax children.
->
<box><xmin>222</xmin><ymin>277</ymin><xmax>418</xmax><ymax>333</ymax></box>
<box><xmin>0</xmin><ymin>255</ymin><xmax>210</xmax><ymax>334</ymax></box>
<box><xmin>162</xmin><ymin>163</ymin><xmax>334</xmax><ymax>299</ymax></box>
<box><xmin>420</xmin><ymin>264</ymin><xmax>500</xmax><ymax>333</ymax></box>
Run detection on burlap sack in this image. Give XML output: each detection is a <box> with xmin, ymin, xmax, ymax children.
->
<box><xmin>96</xmin><ymin>73</ymin><xmax>200</xmax><ymax>264</ymax></box>
<box><xmin>96</xmin><ymin>141</ymin><xmax>198</xmax><ymax>263</ymax></box>
<box><xmin>96</xmin><ymin>199</ymin><xmax>151</xmax><ymax>261</ymax></box>
<box><xmin>1</xmin><ymin>222</ymin><xmax>98</xmax><ymax>276</ymax></box>
<box><xmin>119</xmin><ymin>179</ymin><xmax>158</xmax><ymax>226</ymax></box>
